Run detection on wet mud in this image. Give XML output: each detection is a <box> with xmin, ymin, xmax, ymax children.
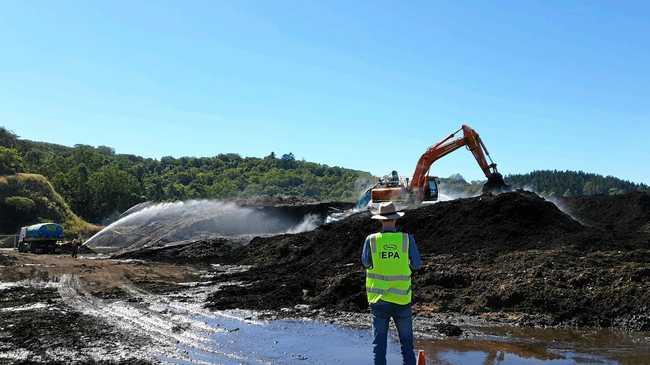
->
<box><xmin>0</xmin><ymin>284</ymin><xmax>152</xmax><ymax>364</ymax></box>
<box><xmin>0</xmin><ymin>249</ymin><xmax>201</xmax><ymax>363</ymax></box>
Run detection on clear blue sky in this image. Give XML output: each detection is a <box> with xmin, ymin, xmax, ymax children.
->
<box><xmin>1</xmin><ymin>1</ymin><xmax>649</xmax><ymax>183</ymax></box>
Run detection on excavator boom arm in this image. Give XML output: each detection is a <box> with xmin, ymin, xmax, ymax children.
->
<box><xmin>409</xmin><ymin>125</ymin><xmax>499</xmax><ymax>191</ymax></box>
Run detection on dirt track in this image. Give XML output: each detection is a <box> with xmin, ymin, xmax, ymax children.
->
<box><xmin>0</xmin><ymin>250</ymin><xmax>196</xmax><ymax>295</ymax></box>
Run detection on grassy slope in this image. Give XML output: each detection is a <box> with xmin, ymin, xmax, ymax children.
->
<box><xmin>0</xmin><ymin>173</ymin><xmax>99</xmax><ymax>237</ymax></box>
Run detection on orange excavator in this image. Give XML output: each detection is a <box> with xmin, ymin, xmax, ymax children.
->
<box><xmin>360</xmin><ymin>124</ymin><xmax>509</xmax><ymax>206</ymax></box>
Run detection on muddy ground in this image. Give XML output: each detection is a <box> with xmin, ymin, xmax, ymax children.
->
<box><xmin>0</xmin><ymin>250</ymin><xmax>495</xmax><ymax>364</ymax></box>
<box><xmin>120</xmin><ymin>191</ymin><xmax>650</xmax><ymax>331</ymax></box>
<box><xmin>1</xmin><ymin>191</ymin><xmax>649</xmax><ymax>363</ymax></box>
<box><xmin>0</xmin><ymin>250</ymin><xmax>204</xmax><ymax>363</ymax></box>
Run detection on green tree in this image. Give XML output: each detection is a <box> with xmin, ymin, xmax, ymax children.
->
<box><xmin>87</xmin><ymin>165</ymin><xmax>142</xmax><ymax>220</ymax></box>
<box><xmin>0</xmin><ymin>127</ymin><xmax>18</xmax><ymax>148</ymax></box>
<box><xmin>4</xmin><ymin>196</ymin><xmax>36</xmax><ymax>227</ymax></box>
<box><xmin>0</xmin><ymin>147</ymin><xmax>24</xmax><ymax>175</ymax></box>
<box><xmin>280</xmin><ymin>152</ymin><xmax>296</xmax><ymax>169</ymax></box>
<box><xmin>24</xmin><ymin>150</ymin><xmax>43</xmax><ymax>166</ymax></box>
<box><xmin>5</xmin><ymin>196</ymin><xmax>36</xmax><ymax>212</ymax></box>
<box><xmin>145</xmin><ymin>178</ymin><xmax>165</xmax><ymax>201</ymax></box>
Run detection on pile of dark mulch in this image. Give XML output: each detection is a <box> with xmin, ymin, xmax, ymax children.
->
<box><xmin>143</xmin><ymin>190</ymin><xmax>648</xmax><ymax>330</ymax></box>
<box><xmin>401</xmin><ymin>191</ymin><xmax>584</xmax><ymax>253</ymax></box>
<box><xmin>561</xmin><ymin>191</ymin><xmax>650</xmax><ymax>232</ymax></box>
<box><xmin>113</xmin><ymin>237</ymin><xmax>244</xmax><ymax>263</ymax></box>
<box><xmin>206</xmin><ymin>192</ymin><xmax>590</xmax><ymax>313</ymax></box>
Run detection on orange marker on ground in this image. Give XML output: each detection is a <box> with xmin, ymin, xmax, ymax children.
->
<box><xmin>416</xmin><ymin>350</ymin><xmax>426</xmax><ymax>365</ymax></box>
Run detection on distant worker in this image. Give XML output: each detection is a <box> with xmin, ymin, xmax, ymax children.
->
<box><xmin>71</xmin><ymin>237</ymin><xmax>80</xmax><ymax>258</ymax></box>
<box><xmin>390</xmin><ymin>170</ymin><xmax>400</xmax><ymax>186</ymax></box>
<box><xmin>361</xmin><ymin>201</ymin><xmax>422</xmax><ymax>365</ymax></box>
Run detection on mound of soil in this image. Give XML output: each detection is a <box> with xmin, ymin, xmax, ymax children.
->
<box><xmin>113</xmin><ymin>237</ymin><xmax>244</xmax><ymax>263</ymax></box>
<box><xmin>201</xmin><ymin>191</ymin><xmax>650</xmax><ymax>329</ymax></box>
<box><xmin>561</xmin><ymin>192</ymin><xmax>650</xmax><ymax>232</ymax></box>
<box><xmin>401</xmin><ymin>191</ymin><xmax>583</xmax><ymax>253</ymax></box>
<box><xmin>111</xmin><ymin>191</ymin><xmax>648</xmax><ymax>329</ymax></box>
<box><xmin>206</xmin><ymin>192</ymin><xmax>640</xmax><ymax>323</ymax></box>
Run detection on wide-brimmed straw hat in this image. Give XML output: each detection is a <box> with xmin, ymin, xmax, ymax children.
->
<box><xmin>371</xmin><ymin>201</ymin><xmax>405</xmax><ymax>220</ymax></box>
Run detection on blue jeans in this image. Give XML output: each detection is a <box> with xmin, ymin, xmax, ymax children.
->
<box><xmin>370</xmin><ymin>300</ymin><xmax>416</xmax><ymax>365</ymax></box>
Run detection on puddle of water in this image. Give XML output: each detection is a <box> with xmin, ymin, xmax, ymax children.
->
<box><xmin>167</xmin><ymin>313</ymin><xmax>404</xmax><ymax>365</ymax></box>
<box><xmin>417</xmin><ymin>326</ymin><xmax>650</xmax><ymax>365</ymax></box>
<box><xmin>0</xmin><ymin>349</ymin><xmax>31</xmax><ymax>361</ymax></box>
<box><xmin>0</xmin><ymin>280</ymin><xmax>60</xmax><ymax>290</ymax></box>
<box><xmin>419</xmin><ymin>339</ymin><xmax>613</xmax><ymax>365</ymax></box>
<box><xmin>0</xmin><ymin>282</ymin><xmax>23</xmax><ymax>290</ymax></box>
<box><xmin>0</xmin><ymin>302</ymin><xmax>50</xmax><ymax>312</ymax></box>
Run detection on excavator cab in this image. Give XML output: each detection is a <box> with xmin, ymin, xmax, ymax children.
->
<box><xmin>366</xmin><ymin>171</ymin><xmax>412</xmax><ymax>205</ymax></box>
<box><xmin>423</xmin><ymin>176</ymin><xmax>439</xmax><ymax>201</ymax></box>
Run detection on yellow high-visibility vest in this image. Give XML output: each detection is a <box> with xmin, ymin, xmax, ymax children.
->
<box><xmin>366</xmin><ymin>232</ymin><xmax>412</xmax><ymax>305</ymax></box>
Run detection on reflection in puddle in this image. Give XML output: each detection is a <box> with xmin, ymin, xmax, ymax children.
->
<box><xmin>163</xmin><ymin>314</ymin><xmax>405</xmax><ymax>364</ymax></box>
<box><xmin>419</xmin><ymin>339</ymin><xmax>614</xmax><ymax>364</ymax></box>
<box><xmin>417</xmin><ymin>325</ymin><xmax>650</xmax><ymax>365</ymax></box>
<box><xmin>162</xmin><ymin>307</ymin><xmax>649</xmax><ymax>365</ymax></box>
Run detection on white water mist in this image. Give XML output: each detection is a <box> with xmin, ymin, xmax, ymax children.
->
<box><xmin>84</xmin><ymin>200</ymin><xmax>330</xmax><ymax>252</ymax></box>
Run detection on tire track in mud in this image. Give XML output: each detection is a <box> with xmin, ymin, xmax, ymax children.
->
<box><xmin>56</xmin><ymin>274</ymin><xmax>269</xmax><ymax>364</ymax></box>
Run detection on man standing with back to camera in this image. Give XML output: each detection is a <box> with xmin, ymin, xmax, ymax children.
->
<box><xmin>361</xmin><ymin>201</ymin><xmax>422</xmax><ymax>365</ymax></box>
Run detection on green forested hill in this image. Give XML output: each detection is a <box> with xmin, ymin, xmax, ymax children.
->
<box><xmin>506</xmin><ymin>170</ymin><xmax>649</xmax><ymax>197</ymax></box>
<box><xmin>439</xmin><ymin>170</ymin><xmax>649</xmax><ymax>198</ymax></box>
<box><xmin>1</xmin><ymin>127</ymin><xmax>373</xmax><ymax>223</ymax></box>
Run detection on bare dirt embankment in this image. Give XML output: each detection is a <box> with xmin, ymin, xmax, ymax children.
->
<box><xmin>185</xmin><ymin>191</ymin><xmax>650</xmax><ymax>330</ymax></box>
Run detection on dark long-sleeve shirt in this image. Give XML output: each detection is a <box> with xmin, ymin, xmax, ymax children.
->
<box><xmin>361</xmin><ymin>228</ymin><xmax>422</xmax><ymax>270</ymax></box>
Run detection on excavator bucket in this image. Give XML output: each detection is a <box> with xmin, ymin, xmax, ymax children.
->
<box><xmin>482</xmin><ymin>173</ymin><xmax>511</xmax><ymax>194</ymax></box>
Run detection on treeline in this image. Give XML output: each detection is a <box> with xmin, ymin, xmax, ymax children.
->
<box><xmin>506</xmin><ymin>170</ymin><xmax>649</xmax><ymax>197</ymax></box>
<box><xmin>439</xmin><ymin>170</ymin><xmax>649</xmax><ymax>198</ymax></box>
<box><xmin>1</xmin><ymin>127</ymin><xmax>372</xmax><ymax>223</ymax></box>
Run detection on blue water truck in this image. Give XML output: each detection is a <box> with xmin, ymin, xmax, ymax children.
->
<box><xmin>15</xmin><ymin>223</ymin><xmax>64</xmax><ymax>254</ymax></box>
